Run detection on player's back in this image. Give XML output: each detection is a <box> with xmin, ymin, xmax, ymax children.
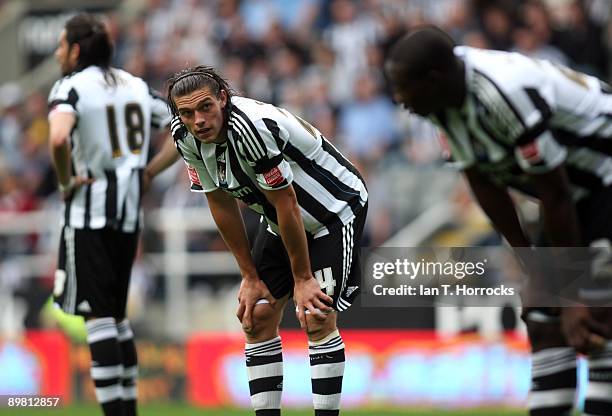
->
<box><xmin>49</xmin><ymin>66</ymin><xmax>169</xmax><ymax>231</ymax></box>
<box><xmin>52</xmin><ymin>67</ymin><xmax>153</xmax><ymax>174</ymax></box>
<box><xmin>460</xmin><ymin>46</ymin><xmax>612</xmax><ymax>139</ymax></box>
<box><xmin>439</xmin><ymin>47</ymin><xmax>612</xmax><ymax>197</ymax></box>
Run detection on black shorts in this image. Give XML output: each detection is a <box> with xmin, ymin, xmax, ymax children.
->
<box><xmin>252</xmin><ymin>205</ymin><xmax>367</xmax><ymax>312</ymax></box>
<box><xmin>53</xmin><ymin>226</ymin><xmax>138</xmax><ymax>319</ymax></box>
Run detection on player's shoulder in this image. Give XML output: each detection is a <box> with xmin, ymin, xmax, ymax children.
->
<box><xmin>49</xmin><ymin>72</ymin><xmax>80</xmax><ymax>100</ymax></box>
<box><xmin>50</xmin><ymin>73</ymin><xmax>75</xmax><ymax>89</ymax></box>
<box><xmin>112</xmin><ymin>67</ymin><xmax>144</xmax><ymax>85</ymax></box>
<box><xmin>463</xmin><ymin>47</ymin><xmax>544</xmax><ymax>94</ymax></box>
<box><xmin>108</xmin><ymin>68</ymin><xmax>151</xmax><ymax>93</ymax></box>
<box><xmin>230</xmin><ymin>96</ymin><xmax>280</xmax><ymax>123</ymax></box>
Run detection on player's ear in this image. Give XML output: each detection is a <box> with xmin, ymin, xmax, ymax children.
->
<box><xmin>219</xmin><ymin>89</ymin><xmax>228</xmax><ymax>108</ymax></box>
<box><xmin>69</xmin><ymin>43</ymin><xmax>80</xmax><ymax>63</ymax></box>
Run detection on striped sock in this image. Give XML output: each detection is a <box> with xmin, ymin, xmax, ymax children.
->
<box><xmin>117</xmin><ymin>319</ymin><xmax>138</xmax><ymax>416</ymax></box>
<box><xmin>245</xmin><ymin>336</ymin><xmax>283</xmax><ymax>416</ymax></box>
<box><xmin>309</xmin><ymin>329</ymin><xmax>344</xmax><ymax>416</ymax></box>
<box><xmin>528</xmin><ymin>347</ymin><xmax>576</xmax><ymax>416</ymax></box>
<box><xmin>584</xmin><ymin>341</ymin><xmax>612</xmax><ymax>415</ymax></box>
<box><xmin>86</xmin><ymin>317</ymin><xmax>124</xmax><ymax>416</ymax></box>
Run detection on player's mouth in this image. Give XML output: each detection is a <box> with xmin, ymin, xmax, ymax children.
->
<box><xmin>196</xmin><ymin>127</ymin><xmax>212</xmax><ymax>137</ymax></box>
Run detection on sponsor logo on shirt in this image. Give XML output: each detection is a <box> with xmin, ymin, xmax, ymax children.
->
<box><xmin>186</xmin><ymin>165</ymin><xmax>202</xmax><ymax>186</ymax></box>
<box><xmin>263</xmin><ymin>166</ymin><xmax>284</xmax><ymax>187</ymax></box>
<box><xmin>519</xmin><ymin>142</ymin><xmax>541</xmax><ymax>164</ymax></box>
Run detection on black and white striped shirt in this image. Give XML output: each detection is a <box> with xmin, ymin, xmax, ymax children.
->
<box><xmin>48</xmin><ymin>66</ymin><xmax>171</xmax><ymax>232</ymax></box>
<box><xmin>432</xmin><ymin>46</ymin><xmax>612</xmax><ymax>200</ymax></box>
<box><xmin>176</xmin><ymin>96</ymin><xmax>368</xmax><ymax>238</ymax></box>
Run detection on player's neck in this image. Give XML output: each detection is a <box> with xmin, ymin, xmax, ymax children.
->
<box><xmin>212</xmin><ymin>125</ymin><xmax>229</xmax><ymax>144</ymax></box>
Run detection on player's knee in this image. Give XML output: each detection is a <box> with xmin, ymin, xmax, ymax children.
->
<box><xmin>242</xmin><ymin>303</ymin><xmax>280</xmax><ymax>341</ymax></box>
<box><xmin>304</xmin><ymin>312</ymin><xmax>336</xmax><ymax>341</ymax></box>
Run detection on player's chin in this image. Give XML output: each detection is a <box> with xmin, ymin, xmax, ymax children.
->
<box><xmin>195</xmin><ymin>133</ymin><xmax>214</xmax><ymax>143</ymax></box>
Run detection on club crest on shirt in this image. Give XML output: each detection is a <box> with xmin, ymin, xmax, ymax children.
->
<box><xmin>216</xmin><ymin>150</ymin><xmax>227</xmax><ymax>187</ymax></box>
<box><xmin>263</xmin><ymin>166</ymin><xmax>284</xmax><ymax>187</ymax></box>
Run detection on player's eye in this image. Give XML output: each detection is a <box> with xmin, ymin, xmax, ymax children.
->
<box><xmin>180</xmin><ymin>110</ymin><xmax>193</xmax><ymax>117</ymax></box>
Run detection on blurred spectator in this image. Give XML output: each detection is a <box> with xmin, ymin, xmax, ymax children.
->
<box><xmin>338</xmin><ymin>70</ymin><xmax>398</xmax><ymax>171</ymax></box>
<box><xmin>551</xmin><ymin>0</ymin><xmax>609</xmax><ymax>77</ymax></box>
<box><xmin>323</xmin><ymin>0</ymin><xmax>383</xmax><ymax>103</ymax></box>
<box><xmin>513</xmin><ymin>24</ymin><xmax>569</xmax><ymax>64</ymax></box>
<box><xmin>0</xmin><ymin>83</ymin><xmax>25</xmax><ymax>172</ymax></box>
<box><xmin>512</xmin><ymin>1</ymin><xmax>570</xmax><ymax>64</ymax></box>
<box><xmin>478</xmin><ymin>3</ymin><xmax>516</xmax><ymax>50</ymax></box>
<box><xmin>462</xmin><ymin>29</ymin><xmax>491</xmax><ymax>48</ymax></box>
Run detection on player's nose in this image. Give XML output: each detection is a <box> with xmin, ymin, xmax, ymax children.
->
<box><xmin>194</xmin><ymin>110</ymin><xmax>206</xmax><ymax>126</ymax></box>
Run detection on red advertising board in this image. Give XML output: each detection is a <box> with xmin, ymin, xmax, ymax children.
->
<box><xmin>187</xmin><ymin>330</ymin><xmax>530</xmax><ymax>408</ymax></box>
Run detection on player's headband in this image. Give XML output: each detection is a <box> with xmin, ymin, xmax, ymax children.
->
<box><xmin>172</xmin><ymin>71</ymin><xmax>216</xmax><ymax>86</ymax></box>
<box><xmin>168</xmin><ymin>70</ymin><xmax>227</xmax><ymax>115</ymax></box>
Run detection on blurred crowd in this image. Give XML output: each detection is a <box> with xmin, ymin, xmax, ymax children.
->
<box><xmin>0</xmin><ymin>0</ymin><xmax>611</xmax><ymax>332</ymax></box>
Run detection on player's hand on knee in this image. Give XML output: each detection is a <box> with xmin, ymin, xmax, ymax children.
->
<box><xmin>293</xmin><ymin>276</ymin><xmax>333</xmax><ymax>329</ymax></box>
<box><xmin>236</xmin><ymin>276</ymin><xmax>276</xmax><ymax>331</ymax></box>
<box><xmin>308</xmin><ymin>309</ymin><xmax>329</xmax><ymax>322</ymax></box>
<box><xmin>561</xmin><ymin>305</ymin><xmax>607</xmax><ymax>354</ymax></box>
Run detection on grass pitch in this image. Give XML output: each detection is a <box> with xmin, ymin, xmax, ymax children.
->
<box><xmin>0</xmin><ymin>403</ymin><xmax>525</xmax><ymax>415</ymax></box>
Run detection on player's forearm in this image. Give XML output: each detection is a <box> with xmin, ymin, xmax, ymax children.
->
<box><xmin>48</xmin><ymin>112</ymin><xmax>76</xmax><ymax>187</ymax></box>
<box><xmin>480</xmin><ymin>193</ymin><xmax>529</xmax><ymax>247</ymax></box>
<box><xmin>532</xmin><ymin>166</ymin><xmax>581</xmax><ymax>247</ymax></box>
<box><xmin>207</xmin><ymin>192</ymin><xmax>258</xmax><ymax>279</ymax></box>
<box><xmin>464</xmin><ymin>170</ymin><xmax>530</xmax><ymax>247</ymax></box>
<box><xmin>539</xmin><ymin>188</ymin><xmax>583</xmax><ymax>302</ymax></box>
<box><xmin>541</xmin><ymin>196</ymin><xmax>581</xmax><ymax>247</ymax></box>
<box><xmin>275</xmin><ymin>195</ymin><xmax>312</xmax><ymax>281</ymax></box>
<box><xmin>145</xmin><ymin>136</ymin><xmax>180</xmax><ymax>178</ymax></box>
<box><xmin>50</xmin><ymin>141</ymin><xmax>73</xmax><ymax>186</ymax></box>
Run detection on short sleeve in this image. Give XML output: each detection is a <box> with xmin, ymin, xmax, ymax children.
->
<box><xmin>183</xmin><ymin>161</ymin><xmax>217</xmax><ymax>193</ymax></box>
<box><xmin>232</xmin><ymin>116</ymin><xmax>293</xmax><ymax>191</ymax></box>
<box><xmin>515</xmin><ymin>130</ymin><xmax>567</xmax><ymax>174</ymax></box>
<box><xmin>148</xmin><ymin>87</ymin><xmax>171</xmax><ymax>129</ymax></box>
<box><xmin>511</xmin><ymin>88</ymin><xmax>567</xmax><ymax>173</ymax></box>
<box><xmin>472</xmin><ymin>71</ymin><xmax>565</xmax><ymax>174</ymax></box>
<box><xmin>48</xmin><ymin>78</ymin><xmax>78</xmax><ymax>116</ymax></box>
<box><xmin>175</xmin><ymin>134</ymin><xmax>218</xmax><ymax>193</ymax></box>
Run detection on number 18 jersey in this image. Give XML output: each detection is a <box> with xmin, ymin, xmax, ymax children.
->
<box><xmin>48</xmin><ymin>66</ymin><xmax>171</xmax><ymax>232</ymax></box>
